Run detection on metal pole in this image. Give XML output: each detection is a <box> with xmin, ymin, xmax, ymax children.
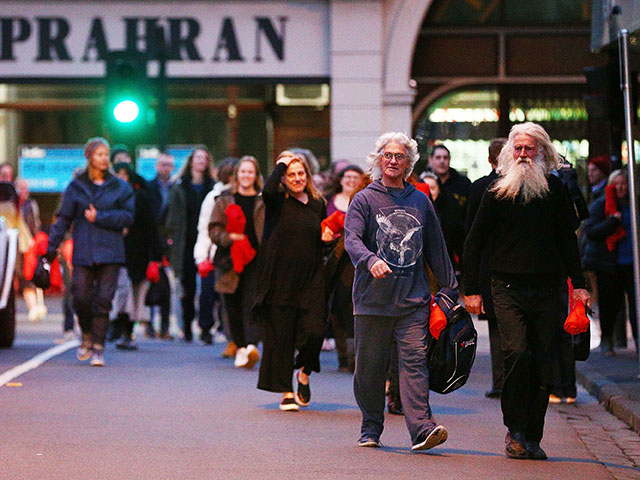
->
<box><xmin>617</xmin><ymin>30</ymin><xmax>640</xmax><ymax>373</ymax></box>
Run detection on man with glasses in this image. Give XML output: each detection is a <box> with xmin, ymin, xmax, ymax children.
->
<box><xmin>345</xmin><ymin>132</ymin><xmax>457</xmax><ymax>452</ymax></box>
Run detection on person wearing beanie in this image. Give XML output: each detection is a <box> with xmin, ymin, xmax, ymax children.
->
<box><xmin>588</xmin><ymin>155</ymin><xmax>611</xmax><ymax>200</ymax></box>
<box><xmin>43</xmin><ymin>137</ymin><xmax>135</xmax><ymax>366</ymax></box>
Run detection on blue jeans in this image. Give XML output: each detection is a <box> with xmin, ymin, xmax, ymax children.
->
<box><xmin>354</xmin><ymin>307</ymin><xmax>436</xmax><ymax>444</ymax></box>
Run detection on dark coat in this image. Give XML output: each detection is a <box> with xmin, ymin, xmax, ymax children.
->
<box><xmin>209</xmin><ymin>191</ymin><xmax>265</xmax><ymax>294</ymax></box>
<box><xmin>581</xmin><ymin>195</ymin><xmax>619</xmax><ymax>273</ymax></box>
<box><xmin>47</xmin><ymin>171</ymin><xmax>134</xmax><ymax>266</ymax></box>
<box><xmin>124</xmin><ymin>185</ymin><xmax>163</xmax><ymax>283</ymax></box>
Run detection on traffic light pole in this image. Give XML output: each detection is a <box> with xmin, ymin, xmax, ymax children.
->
<box><xmin>157</xmin><ymin>53</ymin><xmax>168</xmax><ymax>152</ymax></box>
<box><xmin>617</xmin><ymin>30</ymin><xmax>640</xmax><ymax>374</ymax></box>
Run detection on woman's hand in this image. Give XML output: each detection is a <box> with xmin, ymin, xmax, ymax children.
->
<box><xmin>464</xmin><ymin>294</ymin><xmax>485</xmax><ymax>315</ymax></box>
<box><xmin>276</xmin><ymin>154</ymin><xmax>294</xmax><ymax>166</ymax></box>
<box><xmin>84</xmin><ymin>204</ymin><xmax>97</xmax><ymax>223</ymax></box>
<box><xmin>229</xmin><ymin>232</ymin><xmax>246</xmax><ymax>242</ymax></box>
<box><xmin>321</xmin><ymin>226</ymin><xmax>335</xmax><ymax>242</ymax></box>
<box><xmin>370</xmin><ymin>259</ymin><xmax>392</xmax><ymax>279</ymax></box>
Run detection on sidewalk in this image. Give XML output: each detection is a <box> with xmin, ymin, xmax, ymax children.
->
<box><xmin>576</xmin><ymin>347</ymin><xmax>640</xmax><ymax>435</ymax></box>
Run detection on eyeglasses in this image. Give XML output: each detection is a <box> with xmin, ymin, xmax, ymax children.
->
<box><xmin>382</xmin><ymin>152</ymin><xmax>407</xmax><ymax>161</ymax></box>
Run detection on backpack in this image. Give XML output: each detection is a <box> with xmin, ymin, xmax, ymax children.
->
<box><xmin>427</xmin><ymin>289</ymin><xmax>478</xmax><ymax>394</ymax></box>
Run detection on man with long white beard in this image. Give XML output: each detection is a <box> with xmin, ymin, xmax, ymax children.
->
<box><xmin>463</xmin><ymin>122</ymin><xmax>590</xmax><ymax>460</ymax></box>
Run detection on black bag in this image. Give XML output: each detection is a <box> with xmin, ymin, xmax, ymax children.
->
<box><xmin>572</xmin><ymin>325</ymin><xmax>591</xmax><ymax>361</ymax></box>
<box><xmin>572</xmin><ymin>305</ymin><xmax>593</xmax><ymax>361</ymax></box>
<box><xmin>427</xmin><ymin>289</ymin><xmax>478</xmax><ymax>394</ymax></box>
<box><xmin>32</xmin><ymin>257</ymin><xmax>51</xmax><ymax>290</ymax></box>
<box><xmin>145</xmin><ymin>267</ymin><xmax>169</xmax><ymax>306</ymax></box>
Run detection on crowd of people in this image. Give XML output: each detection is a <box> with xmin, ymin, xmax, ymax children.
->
<box><xmin>3</xmin><ymin>120</ymin><xmax>637</xmax><ymax>458</ymax></box>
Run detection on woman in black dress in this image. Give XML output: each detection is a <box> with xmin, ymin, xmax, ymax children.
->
<box><xmin>255</xmin><ymin>151</ymin><xmax>327</xmax><ymax>411</ymax></box>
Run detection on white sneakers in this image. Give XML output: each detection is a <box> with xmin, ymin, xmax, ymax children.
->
<box><xmin>234</xmin><ymin>347</ymin><xmax>249</xmax><ymax>367</ymax></box>
<box><xmin>28</xmin><ymin>304</ymin><xmax>48</xmax><ymax>322</ymax></box>
<box><xmin>234</xmin><ymin>344</ymin><xmax>260</xmax><ymax>369</ymax></box>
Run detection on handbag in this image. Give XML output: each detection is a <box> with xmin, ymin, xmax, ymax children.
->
<box><xmin>145</xmin><ymin>267</ymin><xmax>169</xmax><ymax>306</ymax></box>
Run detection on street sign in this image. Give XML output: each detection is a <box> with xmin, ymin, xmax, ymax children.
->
<box><xmin>18</xmin><ymin>145</ymin><xmax>86</xmax><ymax>193</ymax></box>
<box><xmin>135</xmin><ymin>145</ymin><xmax>198</xmax><ymax>181</ymax></box>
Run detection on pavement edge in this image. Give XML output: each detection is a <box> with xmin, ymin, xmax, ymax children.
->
<box><xmin>576</xmin><ymin>363</ymin><xmax>640</xmax><ymax>435</ymax></box>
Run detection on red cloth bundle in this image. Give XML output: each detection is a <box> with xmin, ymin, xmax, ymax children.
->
<box><xmin>321</xmin><ymin>211</ymin><xmax>346</xmax><ymax>236</ymax></box>
<box><xmin>605</xmin><ymin>184</ymin><xmax>626</xmax><ymax>252</ymax></box>
<box><xmin>146</xmin><ymin>261</ymin><xmax>160</xmax><ymax>282</ymax></box>
<box><xmin>564</xmin><ymin>299</ymin><xmax>590</xmax><ymax>335</ymax></box>
<box><xmin>24</xmin><ymin>231</ymin><xmax>63</xmax><ymax>289</ymax></box>
<box><xmin>429</xmin><ymin>299</ymin><xmax>447</xmax><ymax>340</ymax></box>
<box><xmin>225</xmin><ymin>203</ymin><xmax>256</xmax><ymax>274</ymax></box>
<box><xmin>197</xmin><ymin>259</ymin><xmax>214</xmax><ymax>278</ymax></box>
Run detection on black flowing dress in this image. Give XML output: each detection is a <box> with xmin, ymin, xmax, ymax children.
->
<box><xmin>255</xmin><ymin>162</ymin><xmax>327</xmax><ymax>392</ymax></box>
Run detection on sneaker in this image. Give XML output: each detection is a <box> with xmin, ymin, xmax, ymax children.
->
<box><xmin>116</xmin><ymin>337</ymin><xmax>138</xmax><ymax>351</ymax></box>
<box><xmin>548</xmin><ymin>394</ymin><xmax>562</xmax><ymax>404</ymax></box>
<box><xmin>295</xmin><ymin>371</ymin><xmax>311</xmax><ymax>407</ymax></box>
<box><xmin>412</xmin><ymin>425</ymin><xmax>448</xmax><ymax>451</ymax></box>
<box><xmin>76</xmin><ymin>336</ymin><xmax>92</xmax><ymax>361</ymax></box>
<box><xmin>55</xmin><ymin>330</ymin><xmax>76</xmax><ymax>345</ymax></box>
<box><xmin>213</xmin><ymin>331</ymin><xmax>227</xmax><ymax>344</ymax></box>
<box><xmin>484</xmin><ymin>388</ymin><xmax>501</xmax><ymax>399</ymax></box>
<box><xmin>358</xmin><ymin>438</ymin><xmax>381</xmax><ymax>448</ymax></box>
<box><xmin>525</xmin><ymin>441</ymin><xmax>547</xmax><ymax>460</ymax></box>
<box><xmin>505</xmin><ymin>431</ymin><xmax>529</xmax><ymax>459</ymax></box>
<box><xmin>159</xmin><ymin>332</ymin><xmax>174</xmax><ymax>341</ymax></box>
<box><xmin>234</xmin><ymin>347</ymin><xmax>249</xmax><ymax>367</ymax></box>
<box><xmin>144</xmin><ymin>323</ymin><xmax>156</xmax><ymax>339</ymax></box>
<box><xmin>279</xmin><ymin>397</ymin><xmax>299</xmax><ymax>412</ymax></box>
<box><xmin>322</xmin><ymin>338</ymin><xmax>336</xmax><ymax>351</ymax></box>
<box><xmin>564</xmin><ymin>397</ymin><xmax>576</xmax><ymax>404</ymax></box>
<box><xmin>90</xmin><ymin>349</ymin><xmax>105</xmax><ymax>367</ymax></box>
<box><xmin>200</xmin><ymin>331</ymin><xmax>213</xmax><ymax>345</ymax></box>
<box><xmin>222</xmin><ymin>341</ymin><xmax>237</xmax><ymax>358</ymax></box>
<box><xmin>28</xmin><ymin>305</ymin><xmax>47</xmax><ymax>322</ymax></box>
<box><xmin>245</xmin><ymin>344</ymin><xmax>260</xmax><ymax>369</ymax></box>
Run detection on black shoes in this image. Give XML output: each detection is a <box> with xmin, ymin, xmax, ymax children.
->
<box><xmin>484</xmin><ymin>388</ymin><xmax>501</xmax><ymax>399</ymax></box>
<box><xmin>279</xmin><ymin>397</ymin><xmax>299</xmax><ymax>412</ymax></box>
<box><xmin>525</xmin><ymin>441</ymin><xmax>548</xmax><ymax>460</ymax></box>
<box><xmin>295</xmin><ymin>372</ymin><xmax>311</xmax><ymax>407</ymax></box>
<box><xmin>116</xmin><ymin>337</ymin><xmax>138</xmax><ymax>350</ymax></box>
<box><xmin>199</xmin><ymin>331</ymin><xmax>213</xmax><ymax>345</ymax></box>
<box><xmin>505</xmin><ymin>431</ymin><xmax>547</xmax><ymax>460</ymax></box>
<box><xmin>412</xmin><ymin>425</ymin><xmax>448</xmax><ymax>451</ymax></box>
<box><xmin>387</xmin><ymin>393</ymin><xmax>404</xmax><ymax>415</ymax></box>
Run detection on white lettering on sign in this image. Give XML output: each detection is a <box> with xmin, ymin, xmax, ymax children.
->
<box><xmin>0</xmin><ymin>1</ymin><xmax>329</xmax><ymax>79</ymax></box>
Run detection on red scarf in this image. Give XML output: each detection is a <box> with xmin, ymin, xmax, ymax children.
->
<box><xmin>605</xmin><ymin>184</ymin><xmax>626</xmax><ymax>252</ymax></box>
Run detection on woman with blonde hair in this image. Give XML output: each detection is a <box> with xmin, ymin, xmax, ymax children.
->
<box><xmin>209</xmin><ymin>156</ymin><xmax>265</xmax><ymax>368</ymax></box>
<box><xmin>254</xmin><ymin>151</ymin><xmax>327</xmax><ymax>411</ymax></box>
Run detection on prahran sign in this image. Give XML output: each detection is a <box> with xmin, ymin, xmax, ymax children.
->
<box><xmin>0</xmin><ymin>1</ymin><xmax>329</xmax><ymax>79</ymax></box>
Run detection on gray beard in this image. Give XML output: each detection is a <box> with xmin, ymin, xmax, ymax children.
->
<box><xmin>492</xmin><ymin>155</ymin><xmax>549</xmax><ymax>203</ymax></box>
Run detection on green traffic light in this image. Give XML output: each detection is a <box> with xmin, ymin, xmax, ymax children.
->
<box><xmin>113</xmin><ymin>100</ymin><xmax>140</xmax><ymax>123</ymax></box>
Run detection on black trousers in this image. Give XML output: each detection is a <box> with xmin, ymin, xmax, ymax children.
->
<box><xmin>491</xmin><ymin>275</ymin><xmax>562</xmax><ymax>442</ymax></box>
<box><xmin>257</xmin><ymin>304</ymin><xmax>323</xmax><ymax>393</ymax></box>
<box><xmin>71</xmin><ymin>264</ymin><xmax>121</xmax><ymax>347</ymax></box>
<box><xmin>597</xmin><ymin>265</ymin><xmax>638</xmax><ymax>341</ymax></box>
<box><xmin>223</xmin><ymin>260</ymin><xmax>260</xmax><ymax>348</ymax></box>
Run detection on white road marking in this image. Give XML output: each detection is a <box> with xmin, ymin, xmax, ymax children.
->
<box><xmin>0</xmin><ymin>339</ymin><xmax>80</xmax><ymax>387</ymax></box>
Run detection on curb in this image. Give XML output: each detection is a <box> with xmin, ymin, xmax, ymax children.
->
<box><xmin>576</xmin><ymin>363</ymin><xmax>640</xmax><ymax>435</ymax></box>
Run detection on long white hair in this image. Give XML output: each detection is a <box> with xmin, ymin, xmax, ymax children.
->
<box><xmin>492</xmin><ymin>122</ymin><xmax>560</xmax><ymax>203</ymax></box>
<box><xmin>367</xmin><ymin>132</ymin><xmax>420</xmax><ymax>181</ymax></box>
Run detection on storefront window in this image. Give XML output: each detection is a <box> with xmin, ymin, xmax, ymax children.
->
<box><xmin>415</xmin><ymin>87</ymin><xmax>590</xmax><ymax>181</ymax></box>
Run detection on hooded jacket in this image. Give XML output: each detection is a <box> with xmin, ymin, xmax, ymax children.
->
<box><xmin>47</xmin><ymin>171</ymin><xmax>134</xmax><ymax>266</ymax></box>
<box><xmin>344</xmin><ymin>180</ymin><xmax>457</xmax><ymax>317</ymax></box>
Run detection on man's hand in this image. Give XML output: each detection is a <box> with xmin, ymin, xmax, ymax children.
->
<box><xmin>573</xmin><ymin>288</ymin><xmax>591</xmax><ymax>308</ymax></box>
<box><xmin>464</xmin><ymin>294</ymin><xmax>485</xmax><ymax>315</ymax></box>
<box><xmin>84</xmin><ymin>204</ymin><xmax>97</xmax><ymax>223</ymax></box>
<box><xmin>370</xmin><ymin>259</ymin><xmax>392</xmax><ymax>279</ymax></box>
